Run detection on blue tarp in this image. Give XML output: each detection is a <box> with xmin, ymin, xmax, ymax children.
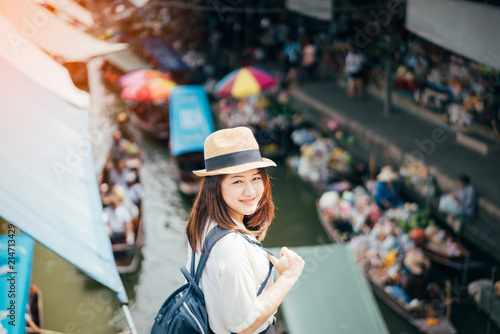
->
<box><xmin>0</xmin><ymin>233</ymin><xmax>35</xmax><ymax>334</ymax></box>
<box><xmin>142</xmin><ymin>36</ymin><xmax>190</xmax><ymax>71</ymax></box>
<box><xmin>0</xmin><ymin>55</ymin><xmax>128</xmax><ymax>302</ymax></box>
<box><xmin>169</xmin><ymin>86</ymin><xmax>215</xmax><ymax>156</ymax></box>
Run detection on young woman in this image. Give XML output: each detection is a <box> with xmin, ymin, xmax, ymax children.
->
<box><xmin>186</xmin><ymin>127</ymin><xmax>305</xmax><ymax>334</ymax></box>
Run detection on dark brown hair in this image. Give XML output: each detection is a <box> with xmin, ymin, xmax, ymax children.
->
<box><xmin>186</xmin><ymin>168</ymin><xmax>274</xmax><ymax>252</ymax></box>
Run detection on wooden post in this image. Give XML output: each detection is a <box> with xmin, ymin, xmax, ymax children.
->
<box><xmin>446</xmin><ymin>280</ymin><xmax>452</xmax><ymax>319</ymax></box>
<box><xmin>385</xmin><ymin>146</ymin><xmax>391</xmax><ymax>166</ymax></box>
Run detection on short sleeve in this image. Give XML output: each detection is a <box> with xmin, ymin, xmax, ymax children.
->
<box><xmin>211</xmin><ymin>234</ymin><xmax>266</xmax><ymax>333</ymax></box>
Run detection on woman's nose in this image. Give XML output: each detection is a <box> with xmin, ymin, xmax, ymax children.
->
<box><xmin>243</xmin><ymin>182</ymin><xmax>256</xmax><ymax>196</ymax></box>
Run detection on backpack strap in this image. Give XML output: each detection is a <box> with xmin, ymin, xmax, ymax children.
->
<box><xmin>193</xmin><ymin>225</ymin><xmax>274</xmax><ymax>296</ymax></box>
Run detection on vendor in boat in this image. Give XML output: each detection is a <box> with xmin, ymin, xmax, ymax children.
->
<box><xmin>125</xmin><ymin>171</ymin><xmax>143</xmax><ymax>208</ymax></box>
<box><xmin>374</xmin><ymin>166</ymin><xmax>402</xmax><ymax>210</ymax></box>
<box><xmin>438</xmin><ymin>174</ymin><xmax>477</xmax><ymax>230</ymax></box>
<box><xmin>111</xmin><ymin>131</ymin><xmax>127</xmax><ymax>162</ymax></box>
<box><xmin>110</xmin><ymin>131</ymin><xmax>140</xmax><ymax>165</ymax></box>
<box><xmin>113</xmin><ymin>183</ymin><xmax>140</xmax><ymax>229</ymax></box>
<box><xmin>103</xmin><ymin>187</ymin><xmax>135</xmax><ymax>244</ymax></box>
<box><xmin>109</xmin><ymin>159</ymin><xmax>132</xmax><ymax>189</ymax></box>
<box><xmin>401</xmin><ymin>250</ymin><xmax>431</xmax><ymax>301</ymax></box>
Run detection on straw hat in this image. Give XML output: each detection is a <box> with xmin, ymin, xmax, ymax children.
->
<box><xmin>404</xmin><ymin>250</ymin><xmax>430</xmax><ymax>276</ymax></box>
<box><xmin>193</xmin><ymin>127</ymin><xmax>276</xmax><ymax>177</ymax></box>
<box><xmin>377</xmin><ymin>166</ymin><xmax>399</xmax><ymax>182</ymax></box>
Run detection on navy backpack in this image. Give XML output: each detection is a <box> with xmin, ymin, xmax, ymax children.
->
<box><xmin>151</xmin><ymin>225</ymin><xmax>274</xmax><ymax>334</ymax></box>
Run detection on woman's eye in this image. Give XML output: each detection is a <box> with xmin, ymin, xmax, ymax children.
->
<box><xmin>253</xmin><ymin>177</ymin><xmax>261</xmax><ymax>181</ymax></box>
<box><xmin>233</xmin><ymin>180</ymin><xmax>242</xmax><ymax>184</ymax></box>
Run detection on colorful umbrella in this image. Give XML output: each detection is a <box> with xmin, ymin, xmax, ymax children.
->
<box><xmin>120</xmin><ymin>76</ymin><xmax>176</xmax><ymax>102</ymax></box>
<box><xmin>214</xmin><ymin>66</ymin><xmax>276</xmax><ymax>99</ymax></box>
<box><xmin>119</xmin><ymin>69</ymin><xmax>172</xmax><ymax>87</ymax></box>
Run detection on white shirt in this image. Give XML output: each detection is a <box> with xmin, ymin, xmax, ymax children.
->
<box><xmin>103</xmin><ymin>205</ymin><xmax>131</xmax><ymax>235</ymax></box>
<box><xmin>345</xmin><ymin>51</ymin><xmax>365</xmax><ymax>74</ymax></box>
<box><xmin>186</xmin><ymin>220</ymin><xmax>275</xmax><ymax>334</ymax></box>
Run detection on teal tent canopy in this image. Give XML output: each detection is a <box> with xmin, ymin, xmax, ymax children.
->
<box><xmin>0</xmin><ymin>233</ymin><xmax>35</xmax><ymax>334</ymax></box>
<box><xmin>270</xmin><ymin>244</ymin><xmax>389</xmax><ymax>334</ymax></box>
<box><xmin>0</xmin><ymin>55</ymin><xmax>127</xmax><ymax>303</ymax></box>
<box><xmin>169</xmin><ymin>85</ymin><xmax>215</xmax><ymax>156</ymax></box>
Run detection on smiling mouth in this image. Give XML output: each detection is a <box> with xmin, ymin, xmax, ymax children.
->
<box><xmin>240</xmin><ymin>198</ymin><xmax>256</xmax><ymax>204</ymax></box>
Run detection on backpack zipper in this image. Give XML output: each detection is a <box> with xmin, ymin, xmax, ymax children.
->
<box><xmin>183</xmin><ymin>301</ymin><xmax>205</xmax><ymax>334</ymax></box>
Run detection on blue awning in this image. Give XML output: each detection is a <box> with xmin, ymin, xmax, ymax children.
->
<box><xmin>0</xmin><ymin>233</ymin><xmax>35</xmax><ymax>334</ymax></box>
<box><xmin>169</xmin><ymin>86</ymin><xmax>215</xmax><ymax>156</ymax></box>
<box><xmin>0</xmin><ymin>55</ymin><xmax>128</xmax><ymax>303</ymax></box>
<box><xmin>142</xmin><ymin>36</ymin><xmax>190</xmax><ymax>71</ymax></box>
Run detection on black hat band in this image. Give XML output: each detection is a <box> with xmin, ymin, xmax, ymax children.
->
<box><xmin>204</xmin><ymin>149</ymin><xmax>262</xmax><ymax>172</ymax></box>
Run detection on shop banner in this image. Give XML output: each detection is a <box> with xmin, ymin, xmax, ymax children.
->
<box><xmin>406</xmin><ymin>0</ymin><xmax>500</xmax><ymax>70</ymax></box>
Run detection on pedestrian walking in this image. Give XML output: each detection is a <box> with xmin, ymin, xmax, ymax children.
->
<box><xmin>185</xmin><ymin>127</ymin><xmax>305</xmax><ymax>334</ymax></box>
<box><xmin>344</xmin><ymin>48</ymin><xmax>366</xmax><ymax>99</ymax></box>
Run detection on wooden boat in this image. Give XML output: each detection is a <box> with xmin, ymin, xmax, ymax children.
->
<box><xmin>419</xmin><ymin>235</ymin><xmax>484</xmax><ymax>271</ymax></box>
<box><xmin>286</xmin><ymin>155</ymin><xmax>326</xmax><ymax>195</ymax></box>
<box><xmin>468</xmin><ymin>279</ymin><xmax>500</xmax><ymax>330</ymax></box>
<box><xmin>111</xmin><ymin>217</ymin><xmax>144</xmax><ymax>274</ymax></box>
<box><xmin>319</xmin><ymin>211</ymin><xmax>456</xmax><ymax>333</ymax></box>
<box><xmin>316</xmin><ymin>199</ymin><xmax>347</xmax><ymax>244</ymax></box>
<box><xmin>368</xmin><ymin>278</ymin><xmax>456</xmax><ymax>334</ymax></box>
<box><xmin>26</xmin><ymin>284</ymin><xmax>44</xmax><ymax>333</ymax></box>
<box><xmin>169</xmin><ymin>85</ymin><xmax>215</xmax><ymax>195</ymax></box>
<box><xmin>100</xmin><ymin>137</ymin><xmax>144</xmax><ymax>274</ymax></box>
<box><xmin>319</xmin><ymin>202</ymin><xmax>457</xmax><ymax>333</ymax></box>
<box><xmin>128</xmin><ymin>105</ymin><xmax>169</xmax><ymax>140</ymax></box>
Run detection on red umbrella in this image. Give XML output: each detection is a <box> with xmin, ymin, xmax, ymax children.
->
<box><xmin>119</xmin><ymin>69</ymin><xmax>172</xmax><ymax>87</ymax></box>
<box><xmin>120</xmin><ymin>76</ymin><xmax>176</xmax><ymax>102</ymax></box>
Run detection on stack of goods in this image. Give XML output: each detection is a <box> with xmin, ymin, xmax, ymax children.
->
<box><xmin>387</xmin><ymin>204</ymin><xmax>464</xmax><ymax>258</ymax></box>
<box><xmin>318</xmin><ymin>187</ymin><xmax>382</xmax><ymax>241</ymax></box>
<box><xmin>349</xmin><ymin>221</ymin><xmax>416</xmax><ymax>292</ymax></box>
<box><xmin>289</xmin><ymin>127</ymin><xmax>362</xmax><ymax>186</ymax></box>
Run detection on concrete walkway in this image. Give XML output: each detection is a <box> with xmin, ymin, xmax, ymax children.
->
<box><xmin>290</xmin><ymin>78</ymin><xmax>500</xmax><ymax>261</ymax></box>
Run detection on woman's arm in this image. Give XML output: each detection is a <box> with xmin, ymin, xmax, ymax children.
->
<box><xmin>238</xmin><ymin>247</ymin><xmax>304</xmax><ymax>334</ymax></box>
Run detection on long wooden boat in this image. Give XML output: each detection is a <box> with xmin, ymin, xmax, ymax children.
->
<box><xmin>128</xmin><ymin>107</ymin><xmax>169</xmax><ymax>140</ymax></box>
<box><xmin>318</xmin><ymin>201</ymin><xmax>457</xmax><ymax>333</ymax></box>
<box><xmin>25</xmin><ymin>284</ymin><xmax>44</xmax><ymax>333</ymax></box>
<box><xmin>286</xmin><ymin>155</ymin><xmax>326</xmax><ymax>195</ymax></box>
<box><xmin>112</xmin><ymin>217</ymin><xmax>144</xmax><ymax>274</ymax></box>
<box><xmin>319</xmin><ymin>211</ymin><xmax>456</xmax><ymax>333</ymax></box>
<box><xmin>368</xmin><ymin>279</ymin><xmax>456</xmax><ymax>334</ymax></box>
<box><xmin>316</xmin><ymin>199</ymin><xmax>345</xmax><ymax>244</ymax></box>
<box><xmin>100</xmin><ymin>138</ymin><xmax>144</xmax><ymax>274</ymax></box>
<box><xmin>169</xmin><ymin>85</ymin><xmax>215</xmax><ymax>195</ymax></box>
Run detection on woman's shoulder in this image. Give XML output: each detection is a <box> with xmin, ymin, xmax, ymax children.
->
<box><xmin>210</xmin><ymin>230</ymin><xmax>256</xmax><ymax>264</ymax></box>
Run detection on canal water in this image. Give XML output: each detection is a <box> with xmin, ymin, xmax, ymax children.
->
<box><xmin>25</xmin><ymin>59</ymin><xmax>497</xmax><ymax>334</ymax></box>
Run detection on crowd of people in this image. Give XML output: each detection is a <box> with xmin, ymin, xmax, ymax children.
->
<box><xmin>100</xmin><ymin>114</ymin><xmax>143</xmax><ymax>244</ymax></box>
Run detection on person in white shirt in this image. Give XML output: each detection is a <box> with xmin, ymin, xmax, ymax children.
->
<box><xmin>186</xmin><ymin>127</ymin><xmax>305</xmax><ymax>334</ymax></box>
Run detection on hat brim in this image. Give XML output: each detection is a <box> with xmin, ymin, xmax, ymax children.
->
<box><xmin>193</xmin><ymin>158</ymin><xmax>276</xmax><ymax>177</ymax></box>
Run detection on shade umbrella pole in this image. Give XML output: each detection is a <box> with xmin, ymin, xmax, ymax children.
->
<box><xmin>121</xmin><ymin>304</ymin><xmax>138</xmax><ymax>334</ymax></box>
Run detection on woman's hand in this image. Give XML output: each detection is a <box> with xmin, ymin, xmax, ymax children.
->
<box><xmin>267</xmin><ymin>247</ymin><xmax>304</xmax><ymax>281</ymax></box>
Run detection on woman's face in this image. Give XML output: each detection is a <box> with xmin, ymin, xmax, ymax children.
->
<box><xmin>220</xmin><ymin>168</ymin><xmax>264</xmax><ymax>223</ymax></box>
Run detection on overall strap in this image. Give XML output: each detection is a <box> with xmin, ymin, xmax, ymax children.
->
<box><xmin>193</xmin><ymin>225</ymin><xmax>275</xmax><ymax>295</ymax></box>
<box><xmin>193</xmin><ymin>225</ymin><xmax>235</xmax><ymax>283</ymax></box>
